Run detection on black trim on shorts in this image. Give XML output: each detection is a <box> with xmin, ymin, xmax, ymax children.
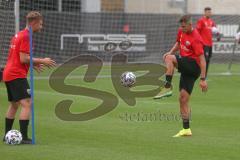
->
<box><xmin>5</xmin><ymin>78</ymin><xmax>31</xmax><ymax>102</ymax></box>
<box><xmin>175</xmin><ymin>55</ymin><xmax>201</xmax><ymax>94</ymax></box>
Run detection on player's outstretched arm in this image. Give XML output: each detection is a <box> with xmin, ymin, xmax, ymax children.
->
<box><xmin>199</xmin><ymin>54</ymin><xmax>208</xmax><ymax>92</ymax></box>
<box><xmin>20</xmin><ymin>52</ymin><xmax>56</xmax><ymax>68</ymax></box>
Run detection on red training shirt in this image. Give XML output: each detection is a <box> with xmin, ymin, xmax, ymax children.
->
<box><xmin>196</xmin><ymin>16</ymin><xmax>216</xmax><ymax>46</ymax></box>
<box><xmin>176</xmin><ymin>28</ymin><xmax>204</xmax><ymax>66</ymax></box>
<box><xmin>3</xmin><ymin>28</ymin><xmax>30</xmax><ymax>82</ymax></box>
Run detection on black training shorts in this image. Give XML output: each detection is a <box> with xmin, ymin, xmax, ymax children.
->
<box><xmin>5</xmin><ymin>78</ymin><xmax>31</xmax><ymax>102</ymax></box>
<box><xmin>175</xmin><ymin>55</ymin><xmax>201</xmax><ymax>95</ymax></box>
<box><xmin>203</xmin><ymin>45</ymin><xmax>212</xmax><ymax>60</ymax></box>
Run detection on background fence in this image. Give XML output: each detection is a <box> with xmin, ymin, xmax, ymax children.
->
<box><xmin>0</xmin><ymin>0</ymin><xmax>240</xmax><ymax>73</ymax></box>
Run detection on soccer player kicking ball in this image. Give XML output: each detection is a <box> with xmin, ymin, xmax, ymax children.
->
<box><xmin>3</xmin><ymin>11</ymin><xmax>56</xmax><ymax>144</ymax></box>
<box><xmin>196</xmin><ymin>7</ymin><xmax>220</xmax><ymax>76</ymax></box>
<box><xmin>154</xmin><ymin>15</ymin><xmax>208</xmax><ymax>137</ymax></box>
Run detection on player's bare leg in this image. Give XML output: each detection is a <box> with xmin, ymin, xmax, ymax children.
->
<box><xmin>179</xmin><ymin>89</ymin><xmax>191</xmax><ymax>126</ymax></box>
<box><xmin>154</xmin><ymin>54</ymin><xmax>177</xmax><ymax>99</ymax></box>
<box><xmin>173</xmin><ymin>89</ymin><xmax>192</xmax><ymax>137</ymax></box>
<box><xmin>19</xmin><ymin>98</ymin><xmax>32</xmax><ymax>144</ymax></box>
<box><xmin>19</xmin><ymin>98</ymin><xmax>31</xmax><ymax>120</ymax></box>
<box><xmin>165</xmin><ymin>54</ymin><xmax>177</xmax><ymax>75</ymax></box>
<box><xmin>4</xmin><ymin>102</ymin><xmax>19</xmax><ymax>141</ymax></box>
<box><xmin>6</xmin><ymin>102</ymin><xmax>19</xmax><ymax>119</ymax></box>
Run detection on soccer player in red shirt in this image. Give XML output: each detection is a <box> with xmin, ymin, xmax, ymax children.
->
<box><xmin>3</xmin><ymin>11</ymin><xmax>56</xmax><ymax>144</ymax></box>
<box><xmin>154</xmin><ymin>15</ymin><xmax>208</xmax><ymax>137</ymax></box>
<box><xmin>196</xmin><ymin>7</ymin><xmax>220</xmax><ymax>76</ymax></box>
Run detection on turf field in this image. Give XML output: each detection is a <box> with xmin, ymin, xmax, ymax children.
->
<box><xmin>0</xmin><ymin>64</ymin><xmax>240</xmax><ymax>160</ymax></box>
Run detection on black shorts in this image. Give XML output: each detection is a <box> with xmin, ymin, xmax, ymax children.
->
<box><xmin>5</xmin><ymin>78</ymin><xmax>31</xmax><ymax>102</ymax></box>
<box><xmin>203</xmin><ymin>45</ymin><xmax>212</xmax><ymax>60</ymax></box>
<box><xmin>176</xmin><ymin>55</ymin><xmax>201</xmax><ymax>95</ymax></box>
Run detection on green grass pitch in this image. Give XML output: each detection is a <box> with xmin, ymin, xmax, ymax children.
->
<box><xmin>0</xmin><ymin>64</ymin><xmax>240</xmax><ymax>160</ymax></box>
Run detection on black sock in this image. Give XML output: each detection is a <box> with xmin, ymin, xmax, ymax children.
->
<box><xmin>182</xmin><ymin>119</ymin><xmax>190</xmax><ymax>129</ymax></box>
<box><xmin>5</xmin><ymin>118</ymin><xmax>15</xmax><ymax>134</ymax></box>
<box><xmin>165</xmin><ymin>75</ymin><xmax>173</xmax><ymax>88</ymax></box>
<box><xmin>19</xmin><ymin>120</ymin><xmax>29</xmax><ymax>139</ymax></box>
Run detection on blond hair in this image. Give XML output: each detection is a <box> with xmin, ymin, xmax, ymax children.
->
<box><xmin>26</xmin><ymin>11</ymin><xmax>42</xmax><ymax>24</ymax></box>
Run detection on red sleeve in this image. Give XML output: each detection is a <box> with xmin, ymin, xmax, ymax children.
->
<box><xmin>192</xmin><ymin>39</ymin><xmax>204</xmax><ymax>56</ymax></box>
<box><xmin>176</xmin><ymin>29</ymin><xmax>182</xmax><ymax>42</ymax></box>
<box><xmin>196</xmin><ymin>19</ymin><xmax>203</xmax><ymax>33</ymax></box>
<box><xmin>20</xmin><ymin>35</ymin><xmax>30</xmax><ymax>54</ymax></box>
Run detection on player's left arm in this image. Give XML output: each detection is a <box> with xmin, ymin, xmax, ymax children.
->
<box><xmin>33</xmin><ymin>64</ymin><xmax>45</xmax><ymax>73</ymax></box>
<box><xmin>192</xmin><ymin>39</ymin><xmax>208</xmax><ymax>92</ymax></box>
<box><xmin>199</xmin><ymin>54</ymin><xmax>208</xmax><ymax>92</ymax></box>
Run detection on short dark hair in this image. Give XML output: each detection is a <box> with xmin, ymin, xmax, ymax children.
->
<box><xmin>204</xmin><ymin>7</ymin><xmax>211</xmax><ymax>11</ymax></box>
<box><xmin>26</xmin><ymin>11</ymin><xmax>42</xmax><ymax>24</ymax></box>
<box><xmin>179</xmin><ymin>15</ymin><xmax>192</xmax><ymax>24</ymax></box>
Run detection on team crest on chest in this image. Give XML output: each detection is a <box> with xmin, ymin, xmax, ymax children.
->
<box><xmin>185</xmin><ymin>41</ymin><xmax>191</xmax><ymax>46</ymax></box>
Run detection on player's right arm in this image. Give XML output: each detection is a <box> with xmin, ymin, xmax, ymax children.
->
<box><xmin>19</xmin><ymin>34</ymin><xmax>56</xmax><ymax>68</ymax></box>
<box><xmin>163</xmin><ymin>42</ymin><xmax>179</xmax><ymax>60</ymax></box>
<box><xmin>20</xmin><ymin>52</ymin><xmax>56</xmax><ymax>68</ymax></box>
<box><xmin>163</xmin><ymin>29</ymin><xmax>181</xmax><ymax>60</ymax></box>
<box><xmin>169</xmin><ymin>42</ymin><xmax>179</xmax><ymax>54</ymax></box>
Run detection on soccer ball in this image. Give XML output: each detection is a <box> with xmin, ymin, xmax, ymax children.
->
<box><xmin>5</xmin><ymin>130</ymin><xmax>22</xmax><ymax>145</ymax></box>
<box><xmin>120</xmin><ymin>71</ymin><xmax>136</xmax><ymax>87</ymax></box>
<box><xmin>211</xmin><ymin>27</ymin><xmax>219</xmax><ymax>34</ymax></box>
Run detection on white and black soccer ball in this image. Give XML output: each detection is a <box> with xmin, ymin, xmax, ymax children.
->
<box><xmin>120</xmin><ymin>71</ymin><xmax>136</xmax><ymax>87</ymax></box>
<box><xmin>5</xmin><ymin>130</ymin><xmax>22</xmax><ymax>145</ymax></box>
<box><xmin>212</xmin><ymin>27</ymin><xmax>219</xmax><ymax>34</ymax></box>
